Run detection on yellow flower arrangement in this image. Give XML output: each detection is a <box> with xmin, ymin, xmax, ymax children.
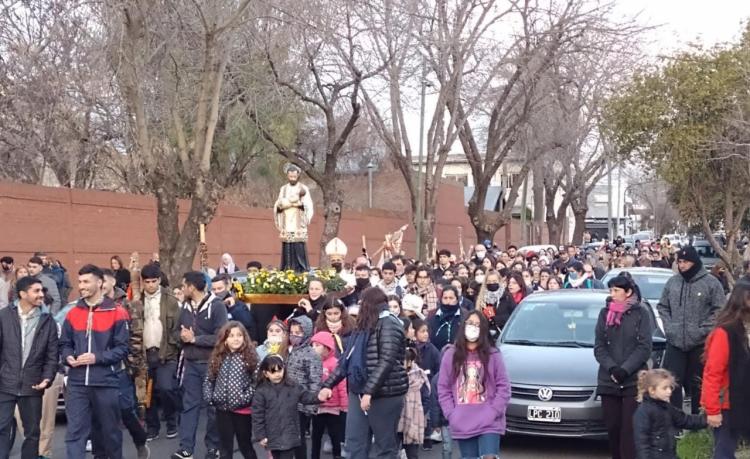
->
<box><xmin>238</xmin><ymin>268</ymin><xmax>347</xmax><ymax>295</ymax></box>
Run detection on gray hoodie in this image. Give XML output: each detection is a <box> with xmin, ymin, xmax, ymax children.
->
<box><xmin>286</xmin><ymin>315</ymin><xmax>322</xmax><ymax>415</ymax></box>
<box><xmin>656</xmin><ymin>268</ymin><xmax>725</xmax><ymax>350</ymax></box>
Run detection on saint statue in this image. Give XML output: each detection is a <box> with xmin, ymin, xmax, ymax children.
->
<box><xmin>274</xmin><ymin>164</ymin><xmax>314</xmax><ymax>272</ymax></box>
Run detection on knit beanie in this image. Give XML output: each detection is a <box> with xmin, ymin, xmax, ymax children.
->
<box><xmin>676</xmin><ymin>246</ymin><xmax>701</xmax><ymax>264</ymax></box>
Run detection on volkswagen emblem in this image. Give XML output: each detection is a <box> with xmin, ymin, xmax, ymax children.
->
<box><xmin>537</xmin><ymin>387</ymin><xmax>553</xmax><ymax>401</ymax></box>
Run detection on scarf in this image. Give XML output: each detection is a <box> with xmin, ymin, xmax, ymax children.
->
<box><xmin>398</xmin><ymin>366</ymin><xmax>430</xmax><ymax>444</ymax></box>
<box><xmin>484</xmin><ymin>288</ymin><xmax>503</xmax><ymax>306</ymax></box>
<box><xmin>512</xmin><ymin>291</ymin><xmax>523</xmax><ymax>305</ymax></box>
<box><xmin>606</xmin><ymin>295</ymin><xmax>638</xmax><ymax>328</ymax></box>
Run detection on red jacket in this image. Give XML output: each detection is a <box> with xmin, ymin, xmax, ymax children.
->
<box><xmin>701</xmin><ymin>327</ymin><xmax>730</xmax><ymax>415</ymax></box>
<box><xmin>311</xmin><ymin>332</ymin><xmax>347</xmax><ymax>411</ymax></box>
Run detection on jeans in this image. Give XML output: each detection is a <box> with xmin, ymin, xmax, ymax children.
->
<box><xmin>0</xmin><ymin>395</ymin><xmax>42</xmax><ymax>459</ymax></box>
<box><xmin>663</xmin><ymin>343</ymin><xmax>704</xmax><ymax>414</ymax></box>
<box><xmin>145</xmin><ymin>354</ymin><xmax>180</xmax><ymax>435</ymax></box>
<box><xmin>345</xmin><ymin>392</ymin><xmax>404</xmax><ymax>459</ymax></box>
<box><xmin>712</xmin><ymin>410</ymin><xmax>739</xmax><ymax>459</ymax></box>
<box><xmin>441</xmin><ymin>426</ymin><xmax>453</xmax><ymax>459</ymax></box>
<box><xmin>601</xmin><ymin>394</ymin><xmax>637</xmax><ymax>459</ymax></box>
<box><xmin>65</xmin><ymin>385</ymin><xmax>122</xmax><ymax>459</ymax></box>
<box><xmin>312</xmin><ymin>413</ymin><xmax>344</xmax><ymax>459</ymax></box>
<box><xmin>216</xmin><ymin>410</ymin><xmax>256</xmax><ymax>459</ymax></box>
<box><xmin>455</xmin><ymin>433</ymin><xmax>500</xmax><ymax>458</ymax></box>
<box><xmin>178</xmin><ymin>361</ymin><xmax>219</xmax><ymax>453</ymax></box>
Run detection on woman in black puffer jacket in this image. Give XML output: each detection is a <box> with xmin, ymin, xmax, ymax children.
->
<box><xmin>594</xmin><ymin>272</ymin><xmax>653</xmax><ymax>459</ymax></box>
<box><xmin>320</xmin><ymin>287</ymin><xmax>407</xmax><ymax>459</ymax></box>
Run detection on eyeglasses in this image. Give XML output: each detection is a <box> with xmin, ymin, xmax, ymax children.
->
<box><xmin>416</xmin><ymin>275</ymin><xmax>430</xmax><ymax>280</ymax></box>
<box><xmin>267</xmin><ymin>368</ymin><xmax>284</xmax><ymax>374</ymax></box>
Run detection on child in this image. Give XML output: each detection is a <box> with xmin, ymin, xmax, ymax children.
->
<box><xmin>203</xmin><ymin>321</ymin><xmax>259</xmax><ymax>459</ymax></box>
<box><xmin>413</xmin><ymin>318</ymin><xmax>441</xmax><ymax>449</ymax></box>
<box><xmin>633</xmin><ymin>369</ymin><xmax>707</xmax><ymax>459</ymax></box>
<box><xmin>252</xmin><ymin>354</ymin><xmax>322</xmax><ymax>459</ymax></box>
<box><xmin>398</xmin><ymin>347</ymin><xmax>430</xmax><ymax>459</ymax></box>
<box><xmin>310</xmin><ymin>332</ymin><xmax>347</xmax><ymax>459</ymax></box>
<box><xmin>286</xmin><ymin>316</ymin><xmax>323</xmax><ymax>458</ymax></box>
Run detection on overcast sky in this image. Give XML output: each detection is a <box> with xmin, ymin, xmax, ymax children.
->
<box><xmin>616</xmin><ymin>0</ymin><xmax>750</xmax><ymax>54</ymax></box>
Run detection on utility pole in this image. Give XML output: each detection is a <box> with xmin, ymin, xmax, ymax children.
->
<box><xmin>416</xmin><ymin>57</ymin><xmax>427</xmax><ymax>261</ymax></box>
<box><xmin>607</xmin><ymin>158</ymin><xmax>613</xmax><ymax>239</ymax></box>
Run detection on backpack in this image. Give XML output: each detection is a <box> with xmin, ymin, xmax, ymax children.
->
<box><xmin>344</xmin><ymin>330</ymin><xmax>370</xmax><ymax>394</ymax></box>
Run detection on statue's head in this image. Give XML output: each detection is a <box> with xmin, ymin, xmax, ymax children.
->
<box><xmin>284</xmin><ymin>163</ymin><xmax>301</xmax><ymax>185</ymax></box>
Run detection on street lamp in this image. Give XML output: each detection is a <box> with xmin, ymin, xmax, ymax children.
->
<box><xmin>367</xmin><ymin>161</ymin><xmax>375</xmax><ymax>208</ymax></box>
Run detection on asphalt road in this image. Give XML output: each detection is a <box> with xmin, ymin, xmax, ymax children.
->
<box><xmin>10</xmin><ymin>414</ymin><xmax>609</xmax><ymax>459</ymax></box>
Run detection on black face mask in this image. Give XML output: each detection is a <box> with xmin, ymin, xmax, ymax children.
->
<box><xmin>331</xmin><ymin>262</ymin><xmax>343</xmax><ymax>273</ymax></box>
<box><xmin>356</xmin><ymin>278</ymin><xmax>370</xmax><ymax>289</ymax></box>
<box><xmin>486</xmin><ymin>283</ymin><xmax>500</xmax><ymax>292</ymax></box>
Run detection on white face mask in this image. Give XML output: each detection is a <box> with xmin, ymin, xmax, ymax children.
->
<box><xmin>465</xmin><ymin>324</ymin><xmax>480</xmax><ymax>342</ymax></box>
<box><xmin>476</xmin><ymin>251</ymin><xmax>486</xmax><ymax>260</ymax></box>
<box><xmin>475</xmin><ymin>274</ymin><xmax>485</xmax><ymax>284</ymax></box>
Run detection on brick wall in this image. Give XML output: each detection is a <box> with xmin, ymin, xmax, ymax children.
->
<box><xmin>0</xmin><ymin>180</ymin><xmax>537</xmax><ymax>272</ymax></box>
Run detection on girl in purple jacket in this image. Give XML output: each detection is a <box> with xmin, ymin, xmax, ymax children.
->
<box><xmin>437</xmin><ymin>311</ymin><xmax>511</xmax><ymax>458</ymax></box>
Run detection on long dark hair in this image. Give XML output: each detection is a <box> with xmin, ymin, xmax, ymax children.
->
<box><xmin>207</xmin><ymin>321</ymin><xmax>258</xmax><ymax>381</ymax></box>
<box><xmin>314</xmin><ymin>300</ymin><xmax>356</xmax><ymax>335</ymax></box>
<box><xmin>715</xmin><ymin>278</ymin><xmax>750</xmax><ymax>329</ymax></box>
<box><xmin>451</xmin><ymin>311</ymin><xmax>494</xmax><ymax>390</ymax></box>
<box><xmin>356</xmin><ymin>287</ymin><xmax>388</xmax><ymax>331</ymax></box>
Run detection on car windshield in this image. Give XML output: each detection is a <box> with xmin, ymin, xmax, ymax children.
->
<box><xmin>603</xmin><ymin>273</ymin><xmax>670</xmax><ymax>302</ymax></box>
<box><xmin>694</xmin><ymin>244</ymin><xmax>717</xmax><ymax>258</ymax></box>
<box><xmin>501</xmin><ymin>299</ymin><xmax>603</xmax><ymax>347</ymax></box>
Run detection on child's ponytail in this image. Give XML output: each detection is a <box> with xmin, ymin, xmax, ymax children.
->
<box><xmin>636</xmin><ymin>370</ymin><xmax>649</xmax><ymax>402</ymax></box>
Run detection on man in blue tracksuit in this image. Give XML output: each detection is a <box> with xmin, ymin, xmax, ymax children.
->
<box><xmin>171</xmin><ymin>271</ymin><xmax>227</xmax><ymax>459</ymax></box>
<box><xmin>59</xmin><ymin>264</ymin><xmax>130</xmax><ymax>459</ymax></box>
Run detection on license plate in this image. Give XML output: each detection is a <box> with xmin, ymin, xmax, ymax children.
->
<box><xmin>527</xmin><ymin>405</ymin><xmax>561</xmax><ymax>423</ymax></box>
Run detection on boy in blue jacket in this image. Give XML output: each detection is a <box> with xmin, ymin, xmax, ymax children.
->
<box><xmin>59</xmin><ymin>264</ymin><xmax>130</xmax><ymax>459</ymax></box>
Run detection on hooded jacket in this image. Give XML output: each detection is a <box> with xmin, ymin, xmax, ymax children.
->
<box><xmin>310</xmin><ymin>331</ymin><xmax>347</xmax><ymax>411</ymax></box>
<box><xmin>594</xmin><ymin>300</ymin><xmax>653</xmax><ymax>396</ymax></box>
<box><xmin>656</xmin><ymin>267</ymin><xmax>725</xmax><ymax>350</ymax></box>
<box><xmin>0</xmin><ymin>304</ymin><xmax>58</xmax><ymax>396</ymax></box>
<box><xmin>634</xmin><ymin>395</ymin><xmax>706</xmax><ymax>459</ymax></box>
<box><xmin>178</xmin><ymin>293</ymin><xmax>228</xmax><ymax>363</ymax></box>
<box><xmin>59</xmin><ymin>297</ymin><xmax>130</xmax><ymax>387</ymax></box>
<box><xmin>437</xmin><ymin>346</ymin><xmax>511</xmax><ymax>439</ymax></box>
<box><xmin>287</xmin><ymin>315</ymin><xmax>323</xmax><ymax>415</ymax></box>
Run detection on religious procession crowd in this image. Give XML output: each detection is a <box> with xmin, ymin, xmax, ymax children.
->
<box><xmin>0</xmin><ymin>235</ymin><xmax>748</xmax><ymax>459</ymax></box>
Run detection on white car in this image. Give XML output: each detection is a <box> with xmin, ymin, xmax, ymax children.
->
<box><xmin>518</xmin><ymin>245</ymin><xmax>559</xmax><ymax>256</ymax></box>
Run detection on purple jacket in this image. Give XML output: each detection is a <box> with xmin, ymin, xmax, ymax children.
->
<box><xmin>437</xmin><ymin>346</ymin><xmax>511</xmax><ymax>439</ymax></box>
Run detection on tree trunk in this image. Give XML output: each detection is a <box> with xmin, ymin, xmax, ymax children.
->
<box><xmin>532</xmin><ymin>163</ymin><xmax>545</xmax><ymax>245</ymax></box>
<box><xmin>571</xmin><ymin>208</ymin><xmax>587</xmax><ymax>246</ymax></box>
<box><xmin>468</xmin><ymin>179</ymin><xmax>506</xmax><ymax>245</ymax></box>
<box><xmin>318</xmin><ymin>185</ymin><xmax>344</xmax><ymax>267</ymax></box>
<box><xmin>546</xmin><ymin>218</ymin><xmax>563</xmax><ymax>247</ymax></box>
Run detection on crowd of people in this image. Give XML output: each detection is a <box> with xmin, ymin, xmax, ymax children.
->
<box><xmin>0</xmin><ymin>236</ymin><xmax>747</xmax><ymax>459</ymax></box>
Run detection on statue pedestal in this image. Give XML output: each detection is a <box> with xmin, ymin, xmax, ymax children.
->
<box><xmin>240</xmin><ymin>294</ymin><xmax>306</xmax><ymax>342</ymax></box>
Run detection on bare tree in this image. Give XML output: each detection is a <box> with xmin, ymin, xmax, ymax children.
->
<box><xmin>101</xmin><ymin>0</ymin><xmax>265</xmax><ymax>282</ymax></box>
<box><xmin>0</xmin><ymin>1</ymin><xmax>119</xmax><ymax>188</ymax></box>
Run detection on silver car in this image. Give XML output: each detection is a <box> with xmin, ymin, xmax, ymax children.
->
<box><xmin>498</xmin><ymin>290</ymin><xmax>665</xmax><ymax>439</ymax></box>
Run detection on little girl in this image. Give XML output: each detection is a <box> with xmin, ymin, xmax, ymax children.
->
<box><xmin>252</xmin><ymin>354</ymin><xmax>322</xmax><ymax>459</ymax></box>
<box><xmin>398</xmin><ymin>347</ymin><xmax>430</xmax><ymax>459</ymax></box>
<box><xmin>633</xmin><ymin>369</ymin><xmax>707</xmax><ymax>459</ymax></box>
<box><xmin>203</xmin><ymin>321</ymin><xmax>259</xmax><ymax>459</ymax></box>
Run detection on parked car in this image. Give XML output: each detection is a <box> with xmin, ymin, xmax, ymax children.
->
<box><xmin>498</xmin><ymin>290</ymin><xmax>665</xmax><ymax>439</ymax></box>
<box><xmin>601</xmin><ymin>267</ymin><xmax>673</xmax><ymax>333</ymax></box>
<box><xmin>691</xmin><ymin>240</ymin><xmax>720</xmax><ymax>269</ymax></box>
<box><xmin>632</xmin><ymin>232</ymin><xmax>654</xmax><ymax>247</ymax></box>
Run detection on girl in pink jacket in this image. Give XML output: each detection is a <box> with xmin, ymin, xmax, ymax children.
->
<box><xmin>311</xmin><ymin>331</ymin><xmax>348</xmax><ymax>459</ymax></box>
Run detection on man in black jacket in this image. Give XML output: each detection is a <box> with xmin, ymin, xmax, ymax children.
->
<box><xmin>172</xmin><ymin>272</ymin><xmax>227</xmax><ymax>459</ymax></box>
<box><xmin>0</xmin><ymin>276</ymin><xmax>59</xmax><ymax>459</ymax></box>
